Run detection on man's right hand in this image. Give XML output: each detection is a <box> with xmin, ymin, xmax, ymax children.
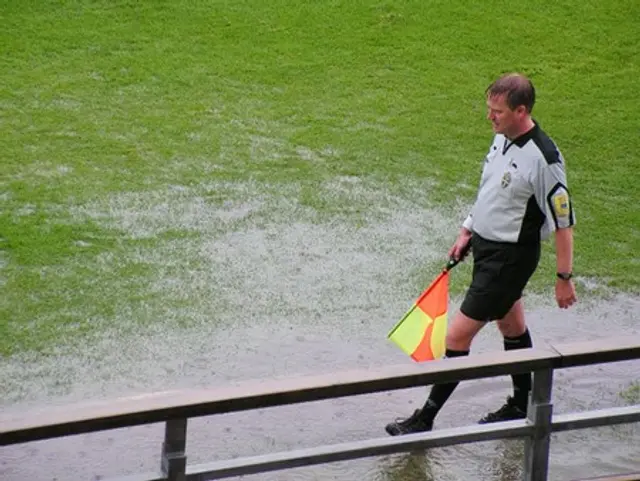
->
<box><xmin>448</xmin><ymin>228</ymin><xmax>473</xmax><ymax>261</ymax></box>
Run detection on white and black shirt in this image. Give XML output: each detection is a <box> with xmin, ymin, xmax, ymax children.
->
<box><xmin>463</xmin><ymin>122</ymin><xmax>575</xmax><ymax>244</ymax></box>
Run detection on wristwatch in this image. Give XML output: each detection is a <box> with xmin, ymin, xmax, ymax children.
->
<box><xmin>557</xmin><ymin>272</ymin><xmax>573</xmax><ymax>281</ymax></box>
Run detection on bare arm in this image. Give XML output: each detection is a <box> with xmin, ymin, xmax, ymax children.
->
<box><xmin>554</xmin><ymin>227</ymin><xmax>576</xmax><ymax>309</ymax></box>
<box><xmin>555</xmin><ymin>227</ymin><xmax>573</xmax><ymax>273</ymax></box>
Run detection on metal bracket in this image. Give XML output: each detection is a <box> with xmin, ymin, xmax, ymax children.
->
<box><xmin>523</xmin><ymin>368</ymin><xmax>554</xmax><ymax>481</ymax></box>
<box><xmin>161</xmin><ymin>418</ymin><xmax>187</xmax><ymax>481</ymax></box>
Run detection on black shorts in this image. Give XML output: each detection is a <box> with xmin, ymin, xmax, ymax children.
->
<box><xmin>460</xmin><ymin>233</ymin><xmax>541</xmax><ymax>322</ymax></box>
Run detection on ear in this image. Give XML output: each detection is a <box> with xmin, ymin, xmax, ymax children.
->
<box><xmin>515</xmin><ymin>105</ymin><xmax>528</xmax><ymax>117</ymax></box>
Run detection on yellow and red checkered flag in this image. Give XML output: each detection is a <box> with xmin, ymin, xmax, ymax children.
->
<box><xmin>387</xmin><ymin>270</ymin><xmax>449</xmax><ymax>362</ymax></box>
<box><xmin>387</xmin><ymin>252</ymin><xmax>467</xmax><ymax>362</ymax></box>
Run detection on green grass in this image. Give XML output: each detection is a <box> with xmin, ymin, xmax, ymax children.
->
<box><xmin>1</xmin><ymin>0</ymin><xmax>639</xmax><ymax>356</ymax></box>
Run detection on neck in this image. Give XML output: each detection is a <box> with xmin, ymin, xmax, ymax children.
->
<box><xmin>506</xmin><ymin>118</ymin><xmax>535</xmax><ymax>140</ymax></box>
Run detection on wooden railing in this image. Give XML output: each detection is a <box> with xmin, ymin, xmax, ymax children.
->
<box><xmin>2</xmin><ymin>336</ymin><xmax>639</xmax><ymax>481</ymax></box>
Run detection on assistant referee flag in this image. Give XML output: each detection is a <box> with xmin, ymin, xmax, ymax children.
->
<box><xmin>387</xmin><ymin>269</ymin><xmax>449</xmax><ymax>362</ymax></box>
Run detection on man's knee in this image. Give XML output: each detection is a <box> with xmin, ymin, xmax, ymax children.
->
<box><xmin>446</xmin><ymin>311</ymin><xmax>485</xmax><ymax>350</ymax></box>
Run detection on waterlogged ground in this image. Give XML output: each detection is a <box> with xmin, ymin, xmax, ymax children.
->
<box><xmin>1</xmin><ymin>180</ymin><xmax>639</xmax><ymax>481</ymax></box>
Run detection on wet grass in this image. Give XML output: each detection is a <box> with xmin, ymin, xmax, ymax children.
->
<box><xmin>1</xmin><ymin>0</ymin><xmax>639</xmax><ymax>357</ymax></box>
<box><xmin>621</xmin><ymin>382</ymin><xmax>640</xmax><ymax>404</ymax></box>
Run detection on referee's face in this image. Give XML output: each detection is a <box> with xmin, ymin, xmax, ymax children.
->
<box><xmin>487</xmin><ymin>94</ymin><xmax>521</xmax><ymax>138</ymax></box>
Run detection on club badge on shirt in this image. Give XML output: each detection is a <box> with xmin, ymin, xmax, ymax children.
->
<box><xmin>501</xmin><ymin>171</ymin><xmax>511</xmax><ymax>188</ymax></box>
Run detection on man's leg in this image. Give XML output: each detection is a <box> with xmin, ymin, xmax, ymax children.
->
<box><xmin>478</xmin><ymin>299</ymin><xmax>531</xmax><ymax>423</ymax></box>
<box><xmin>496</xmin><ymin>299</ymin><xmax>532</xmax><ymax>410</ymax></box>
<box><xmin>420</xmin><ymin>310</ymin><xmax>486</xmax><ymax>414</ymax></box>
<box><xmin>385</xmin><ymin>310</ymin><xmax>486</xmax><ymax>436</ymax></box>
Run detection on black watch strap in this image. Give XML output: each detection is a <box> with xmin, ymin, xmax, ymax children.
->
<box><xmin>557</xmin><ymin>272</ymin><xmax>573</xmax><ymax>280</ymax></box>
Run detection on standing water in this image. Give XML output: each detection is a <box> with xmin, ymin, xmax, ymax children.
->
<box><xmin>1</xmin><ymin>180</ymin><xmax>638</xmax><ymax>480</ymax></box>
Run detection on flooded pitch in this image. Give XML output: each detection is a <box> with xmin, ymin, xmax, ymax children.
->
<box><xmin>1</xmin><ymin>180</ymin><xmax>638</xmax><ymax>480</ymax></box>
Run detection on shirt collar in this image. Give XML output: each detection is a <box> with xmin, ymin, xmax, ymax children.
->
<box><xmin>511</xmin><ymin>120</ymin><xmax>539</xmax><ymax>148</ymax></box>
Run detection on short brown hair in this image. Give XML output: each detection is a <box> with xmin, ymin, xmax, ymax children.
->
<box><xmin>486</xmin><ymin>73</ymin><xmax>536</xmax><ymax>113</ymax></box>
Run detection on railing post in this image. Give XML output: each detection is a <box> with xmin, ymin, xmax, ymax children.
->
<box><xmin>161</xmin><ymin>418</ymin><xmax>188</xmax><ymax>481</ymax></box>
<box><xmin>523</xmin><ymin>368</ymin><xmax>554</xmax><ymax>481</ymax></box>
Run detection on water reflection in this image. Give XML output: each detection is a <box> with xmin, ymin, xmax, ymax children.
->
<box><xmin>376</xmin><ymin>438</ymin><xmax>525</xmax><ymax>481</ymax></box>
<box><xmin>377</xmin><ymin>452</ymin><xmax>436</xmax><ymax>481</ymax></box>
<box><xmin>489</xmin><ymin>439</ymin><xmax>524</xmax><ymax>481</ymax></box>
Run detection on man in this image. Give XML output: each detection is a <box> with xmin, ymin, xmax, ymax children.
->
<box><xmin>385</xmin><ymin>73</ymin><xmax>577</xmax><ymax>436</ymax></box>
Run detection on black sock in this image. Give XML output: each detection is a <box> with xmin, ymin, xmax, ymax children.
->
<box><xmin>503</xmin><ymin>329</ymin><xmax>533</xmax><ymax>410</ymax></box>
<box><xmin>420</xmin><ymin>348</ymin><xmax>470</xmax><ymax>421</ymax></box>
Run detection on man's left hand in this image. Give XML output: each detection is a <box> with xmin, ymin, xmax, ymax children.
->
<box><xmin>555</xmin><ymin>279</ymin><xmax>577</xmax><ymax>309</ymax></box>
